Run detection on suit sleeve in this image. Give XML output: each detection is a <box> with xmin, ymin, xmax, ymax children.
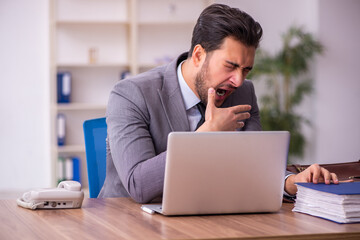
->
<box><xmin>106</xmin><ymin>80</ymin><xmax>166</xmax><ymax>203</ymax></box>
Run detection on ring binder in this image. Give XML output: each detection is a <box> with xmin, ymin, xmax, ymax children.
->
<box><xmin>57</xmin><ymin>113</ymin><xmax>66</xmax><ymax>146</ymax></box>
<box><xmin>57</xmin><ymin>72</ymin><xmax>72</xmax><ymax>103</ymax></box>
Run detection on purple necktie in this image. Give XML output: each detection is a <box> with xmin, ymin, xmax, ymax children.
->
<box><xmin>195</xmin><ymin>102</ymin><xmax>206</xmax><ymax>130</ymax></box>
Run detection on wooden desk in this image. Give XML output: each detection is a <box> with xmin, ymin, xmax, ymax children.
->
<box><xmin>1</xmin><ymin>198</ymin><xmax>359</xmax><ymax>239</ymax></box>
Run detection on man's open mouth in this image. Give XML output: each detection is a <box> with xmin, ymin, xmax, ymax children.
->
<box><xmin>216</xmin><ymin>89</ymin><xmax>227</xmax><ymax>97</ymax></box>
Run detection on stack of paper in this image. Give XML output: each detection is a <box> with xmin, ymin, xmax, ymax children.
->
<box><xmin>293</xmin><ymin>182</ymin><xmax>360</xmax><ymax>223</ymax></box>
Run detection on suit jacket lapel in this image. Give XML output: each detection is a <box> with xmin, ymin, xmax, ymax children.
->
<box><xmin>158</xmin><ymin>53</ymin><xmax>190</xmax><ymax>132</ymax></box>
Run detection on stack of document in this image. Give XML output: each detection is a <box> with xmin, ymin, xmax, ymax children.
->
<box><xmin>293</xmin><ymin>182</ymin><xmax>360</xmax><ymax>223</ymax></box>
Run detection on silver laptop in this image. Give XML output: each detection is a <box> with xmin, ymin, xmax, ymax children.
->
<box><xmin>141</xmin><ymin>131</ymin><xmax>290</xmax><ymax>216</ymax></box>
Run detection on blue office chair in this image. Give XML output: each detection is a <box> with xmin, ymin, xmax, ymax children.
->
<box><xmin>83</xmin><ymin>117</ymin><xmax>107</xmax><ymax>198</ymax></box>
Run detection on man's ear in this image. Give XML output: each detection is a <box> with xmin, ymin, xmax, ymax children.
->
<box><xmin>191</xmin><ymin>44</ymin><xmax>206</xmax><ymax>68</ymax></box>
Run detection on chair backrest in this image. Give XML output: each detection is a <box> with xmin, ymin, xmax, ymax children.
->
<box><xmin>83</xmin><ymin>117</ymin><xmax>107</xmax><ymax>198</ymax></box>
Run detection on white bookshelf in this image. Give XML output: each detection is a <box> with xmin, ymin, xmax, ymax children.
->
<box><xmin>49</xmin><ymin>0</ymin><xmax>212</xmax><ymax>187</ymax></box>
<box><xmin>57</xmin><ymin>103</ymin><xmax>107</xmax><ymax>111</ymax></box>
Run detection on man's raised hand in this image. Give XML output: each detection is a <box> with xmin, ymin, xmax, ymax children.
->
<box><xmin>197</xmin><ymin>88</ymin><xmax>251</xmax><ymax>131</ymax></box>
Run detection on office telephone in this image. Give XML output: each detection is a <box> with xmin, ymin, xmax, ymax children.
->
<box><xmin>17</xmin><ymin>181</ymin><xmax>84</xmax><ymax>210</ymax></box>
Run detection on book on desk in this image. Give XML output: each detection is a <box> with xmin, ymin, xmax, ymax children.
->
<box><xmin>293</xmin><ymin>182</ymin><xmax>360</xmax><ymax>223</ymax></box>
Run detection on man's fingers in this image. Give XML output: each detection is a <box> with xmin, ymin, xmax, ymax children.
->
<box><xmin>234</xmin><ymin>111</ymin><xmax>250</xmax><ymax>130</ymax></box>
<box><xmin>321</xmin><ymin>167</ymin><xmax>332</xmax><ymax>184</ymax></box>
<box><xmin>231</xmin><ymin>104</ymin><xmax>252</xmax><ymax>113</ymax></box>
<box><xmin>235</xmin><ymin>112</ymin><xmax>250</xmax><ymax>121</ymax></box>
<box><xmin>311</xmin><ymin>164</ymin><xmax>321</xmax><ymax>184</ymax></box>
<box><xmin>237</xmin><ymin>121</ymin><xmax>245</xmax><ymax>128</ymax></box>
<box><xmin>331</xmin><ymin>173</ymin><xmax>339</xmax><ymax>184</ymax></box>
<box><xmin>310</xmin><ymin>164</ymin><xmax>338</xmax><ymax>185</ymax></box>
<box><xmin>295</xmin><ymin>164</ymin><xmax>339</xmax><ymax>186</ymax></box>
<box><xmin>207</xmin><ymin>88</ymin><xmax>216</xmax><ymax>109</ymax></box>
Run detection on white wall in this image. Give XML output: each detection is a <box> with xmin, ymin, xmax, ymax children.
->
<box><xmin>314</xmin><ymin>0</ymin><xmax>360</xmax><ymax>163</ymax></box>
<box><xmin>0</xmin><ymin>0</ymin><xmax>51</xmax><ymax>190</ymax></box>
<box><xmin>0</xmin><ymin>0</ymin><xmax>359</xmax><ymax>191</ymax></box>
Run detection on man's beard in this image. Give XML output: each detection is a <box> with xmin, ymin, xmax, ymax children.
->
<box><xmin>194</xmin><ymin>58</ymin><xmax>210</xmax><ymax>105</ymax></box>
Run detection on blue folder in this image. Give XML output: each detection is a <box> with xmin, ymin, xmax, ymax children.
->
<box><xmin>296</xmin><ymin>182</ymin><xmax>360</xmax><ymax>195</ymax></box>
<box><xmin>72</xmin><ymin>157</ymin><xmax>81</xmax><ymax>183</ymax></box>
<box><xmin>57</xmin><ymin>72</ymin><xmax>72</xmax><ymax>103</ymax></box>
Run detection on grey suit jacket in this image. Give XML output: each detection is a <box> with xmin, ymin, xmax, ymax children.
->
<box><xmin>98</xmin><ymin>53</ymin><xmax>262</xmax><ymax>203</ymax></box>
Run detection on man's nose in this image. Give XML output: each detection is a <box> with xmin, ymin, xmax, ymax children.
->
<box><xmin>230</xmin><ymin>71</ymin><xmax>244</xmax><ymax>88</ymax></box>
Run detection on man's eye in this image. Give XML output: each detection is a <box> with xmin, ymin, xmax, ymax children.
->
<box><xmin>226</xmin><ymin>65</ymin><xmax>235</xmax><ymax>70</ymax></box>
<box><xmin>244</xmin><ymin>68</ymin><xmax>251</xmax><ymax>74</ymax></box>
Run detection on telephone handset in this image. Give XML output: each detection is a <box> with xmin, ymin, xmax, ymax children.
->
<box><xmin>17</xmin><ymin>181</ymin><xmax>84</xmax><ymax>210</ymax></box>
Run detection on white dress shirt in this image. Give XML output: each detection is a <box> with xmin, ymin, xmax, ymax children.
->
<box><xmin>177</xmin><ymin>61</ymin><xmax>202</xmax><ymax>131</ymax></box>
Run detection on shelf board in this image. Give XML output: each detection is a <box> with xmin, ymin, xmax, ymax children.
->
<box><xmin>56</xmin><ymin>20</ymin><xmax>129</xmax><ymax>25</ymax></box>
<box><xmin>138</xmin><ymin>62</ymin><xmax>173</xmax><ymax>69</ymax></box>
<box><xmin>57</xmin><ymin>145</ymin><xmax>85</xmax><ymax>153</ymax></box>
<box><xmin>138</xmin><ymin>63</ymin><xmax>158</xmax><ymax>69</ymax></box>
<box><xmin>138</xmin><ymin>20</ymin><xmax>196</xmax><ymax>26</ymax></box>
<box><xmin>57</xmin><ymin>63</ymin><xmax>129</xmax><ymax>68</ymax></box>
<box><xmin>57</xmin><ymin>103</ymin><xmax>107</xmax><ymax>111</ymax></box>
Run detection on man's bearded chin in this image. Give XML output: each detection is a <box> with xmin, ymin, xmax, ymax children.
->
<box><xmin>194</xmin><ymin>66</ymin><xmax>209</xmax><ymax>105</ymax></box>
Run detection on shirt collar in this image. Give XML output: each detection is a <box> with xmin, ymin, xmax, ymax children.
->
<box><xmin>177</xmin><ymin>60</ymin><xmax>200</xmax><ymax>110</ymax></box>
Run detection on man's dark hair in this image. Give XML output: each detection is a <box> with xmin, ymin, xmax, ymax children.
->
<box><xmin>189</xmin><ymin>4</ymin><xmax>263</xmax><ymax>57</ymax></box>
